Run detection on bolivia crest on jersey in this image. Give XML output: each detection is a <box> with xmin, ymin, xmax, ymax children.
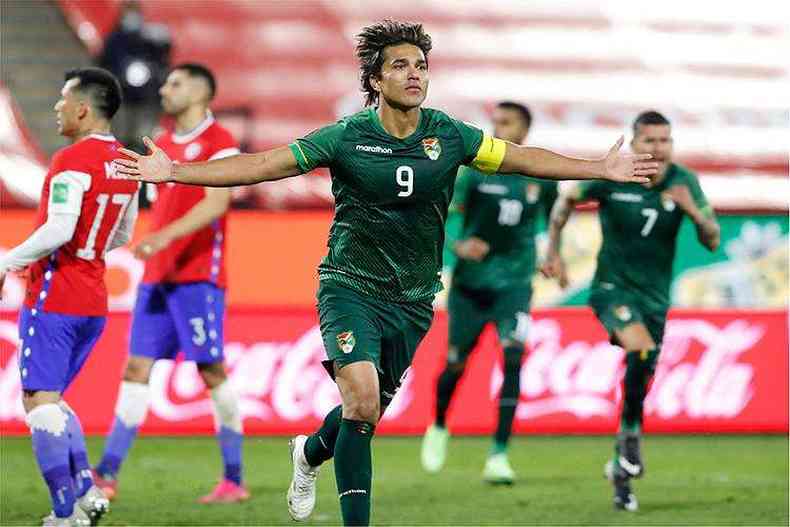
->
<box><xmin>526</xmin><ymin>183</ymin><xmax>540</xmax><ymax>204</ymax></box>
<box><xmin>660</xmin><ymin>192</ymin><xmax>677</xmax><ymax>212</ymax></box>
<box><xmin>337</xmin><ymin>331</ymin><xmax>356</xmax><ymax>354</ymax></box>
<box><xmin>422</xmin><ymin>137</ymin><xmax>441</xmax><ymax>160</ymax></box>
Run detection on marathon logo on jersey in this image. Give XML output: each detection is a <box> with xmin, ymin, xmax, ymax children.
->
<box><xmin>611</xmin><ymin>192</ymin><xmax>643</xmax><ymax>203</ymax></box>
<box><xmin>52</xmin><ymin>182</ymin><xmax>69</xmax><ymax>204</ymax></box>
<box><xmin>356</xmin><ymin>144</ymin><xmax>393</xmax><ymax>154</ymax></box>
<box><xmin>337</xmin><ymin>331</ymin><xmax>356</xmax><ymax>354</ymax></box>
<box><xmin>422</xmin><ymin>137</ymin><xmax>441</xmax><ymax>160</ymax></box>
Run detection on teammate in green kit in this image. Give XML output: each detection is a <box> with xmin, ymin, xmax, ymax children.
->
<box><xmin>420</xmin><ymin>102</ymin><xmax>557</xmax><ymax>484</ymax></box>
<box><xmin>113</xmin><ymin>20</ymin><xmax>658</xmax><ymax>526</ymax></box>
<box><xmin>541</xmin><ymin>110</ymin><xmax>720</xmax><ymax>512</ymax></box>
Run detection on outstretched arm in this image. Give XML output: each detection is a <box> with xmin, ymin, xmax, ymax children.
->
<box><xmin>498</xmin><ymin>136</ymin><xmax>658</xmax><ymax>184</ymax></box>
<box><xmin>113</xmin><ymin>137</ymin><xmax>302</xmax><ymax>186</ymax></box>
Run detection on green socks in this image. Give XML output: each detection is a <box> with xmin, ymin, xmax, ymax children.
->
<box><xmin>494</xmin><ymin>344</ymin><xmax>524</xmax><ymax>449</ymax></box>
<box><xmin>620</xmin><ymin>349</ymin><xmax>659</xmax><ymax>433</ymax></box>
<box><xmin>304</xmin><ymin>405</ymin><xmax>342</xmax><ymax>466</ymax></box>
<box><xmin>335</xmin><ymin>419</ymin><xmax>375</xmax><ymax>526</ymax></box>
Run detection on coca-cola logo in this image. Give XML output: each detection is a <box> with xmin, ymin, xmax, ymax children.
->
<box><xmin>487</xmin><ymin>318</ymin><xmax>760</xmax><ymax>420</ymax></box>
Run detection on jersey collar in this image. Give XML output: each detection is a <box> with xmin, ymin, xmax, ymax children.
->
<box><xmin>172</xmin><ymin>111</ymin><xmax>215</xmax><ymax>144</ymax></box>
<box><xmin>368</xmin><ymin>106</ymin><xmax>424</xmax><ymax>142</ymax></box>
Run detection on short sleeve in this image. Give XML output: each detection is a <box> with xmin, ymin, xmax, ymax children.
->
<box><xmin>288</xmin><ymin>122</ymin><xmax>345</xmax><ymax>173</ymax></box>
<box><xmin>449</xmin><ymin>119</ymin><xmax>484</xmax><ymax>164</ymax></box>
<box><xmin>48</xmin><ymin>171</ymin><xmax>91</xmax><ymax>215</ymax></box>
<box><xmin>576</xmin><ymin>180</ymin><xmax>607</xmax><ymax>202</ymax></box>
<box><xmin>208</xmin><ymin>127</ymin><xmax>240</xmax><ymax>160</ymax></box>
<box><xmin>684</xmin><ymin>172</ymin><xmax>714</xmax><ymax>218</ymax></box>
<box><xmin>539</xmin><ymin>180</ymin><xmax>559</xmax><ymax>223</ymax></box>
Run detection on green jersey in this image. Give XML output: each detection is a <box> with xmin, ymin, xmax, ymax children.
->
<box><xmin>579</xmin><ymin>163</ymin><xmax>712</xmax><ymax>310</ymax></box>
<box><xmin>448</xmin><ymin>166</ymin><xmax>558</xmax><ymax>290</ymax></box>
<box><xmin>289</xmin><ymin>107</ymin><xmax>505</xmax><ymax>303</ymax></box>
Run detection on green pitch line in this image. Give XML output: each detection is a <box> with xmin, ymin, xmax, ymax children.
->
<box><xmin>1</xmin><ymin>435</ymin><xmax>787</xmax><ymax>526</ymax></box>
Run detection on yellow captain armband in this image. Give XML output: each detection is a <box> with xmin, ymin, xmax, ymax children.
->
<box><xmin>470</xmin><ymin>134</ymin><xmax>506</xmax><ymax>174</ymax></box>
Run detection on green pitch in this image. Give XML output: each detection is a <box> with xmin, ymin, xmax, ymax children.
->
<box><xmin>1</xmin><ymin>435</ymin><xmax>787</xmax><ymax>525</ymax></box>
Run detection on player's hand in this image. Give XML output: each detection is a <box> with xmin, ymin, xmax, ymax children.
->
<box><xmin>602</xmin><ymin>136</ymin><xmax>659</xmax><ymax>184</ymax></box>
<box><xmin>454</xmin><ymin>237</ymin><xmax>490</xmax><ymax>262</ymax></box>
<box><xmin>540</xmin><ymin>251</ymin><xmax>569</xmax><ymax>288</ymax></box>
<box><xmin>114</xmin><ymin>137</ymin><xmax>174</xmax><ymax>183</ymax></box>
<box><xmin>133</xmin><ymin>231</ymin><xmax>173</xmax><ymax>260</ymax></box>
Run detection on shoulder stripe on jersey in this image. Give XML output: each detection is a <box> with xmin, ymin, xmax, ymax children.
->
<box><xmin>209</xmin><ymin>147</ymin><xmax>241</xmax><ymax>161</ymax></box>
<box><xmin>87</xmin><ymin>133</ymin><xmax>117</xmax><ymax>142</ymax></box>
<box><xmin>53</xmin><ymin>170</ymin><xmax>92</xmax><ymax>192</ymax></box>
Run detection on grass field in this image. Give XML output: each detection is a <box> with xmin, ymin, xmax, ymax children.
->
<box><xmin>1</xmin><ymin>435</ymin><xmax>787</xmax><ymax>526</ymax></box>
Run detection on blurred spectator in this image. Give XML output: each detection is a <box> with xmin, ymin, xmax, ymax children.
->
<box><xmin>98</xmin><ymin>0</ymin><xmax>171</xmax><ymax>152</ymax></box>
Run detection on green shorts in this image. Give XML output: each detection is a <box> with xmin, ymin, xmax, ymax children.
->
<box><xmin>588</xmin><ymin>286</ymin><xmax>668</xmax><ymax>347</ymax></box>
<box><xmin>447</xmin><ymin>284</ymin><xmax>532</xmax><ymax>363</ymax></box>
<box><xmin>317</xmin><ymin>281</ymin><xmax>434</xmax><ymax>406</ymax></box>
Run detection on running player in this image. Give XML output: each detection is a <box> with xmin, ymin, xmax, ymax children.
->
<box><xmin>93</xmin><ymin>64</ymin><xmax>247</xmax><ymax>504</ymax></box>
<box><xmin>541</xmin><ymin>110</ymin><xmax>720</xmax><ymax>511</ymax></box>
<box><xmin>420</xmin><ymin>101</ymin><xmax>557</xmax><ymax>484</ymax></box>
<box><xmin>0</xmin><ymin>68</ymin><xmax>137</xmax><ymax>526</ymax></box>
<box><xmin>112</xmin><ymin>21</ymin><xmax>658</xmax><ymax>526</ymax></box>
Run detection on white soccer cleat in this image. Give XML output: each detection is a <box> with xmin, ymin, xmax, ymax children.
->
<box><xmin>42</xmin><ymin>506</ymin><xmax>91</xmax><ymax>526</ymax></box>
<box><xmin>482</xmin><ymin>453</ymin><xmax>516</xmax><ymax>485</ymax></box>
<box><xmin>78</xmin><ymin>485</ymin><xmax>110</xmax><ymax>524</ymax></box>
<box><xmin>287</xmin><ymin>435</ymin><xmax>320</xmax><ymax>522</ymax></box>
<box><xmin>420</xmin><ymin>424</ymin><xmax>449</xmax><ymax>473</ymax></box>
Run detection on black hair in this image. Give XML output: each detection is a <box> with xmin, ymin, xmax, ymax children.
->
<box><xmin>632</xmin><ymin>110</ymin><xmax>671</xmax><ymax>135</ymax></box>
<box><xmin>64</xmin><ymin>67</ymin><xmax>123</xmax><ymax>119</ymax></box>
<box><xmin>355</xmin><ymin>20</ymin><xmax>432</xmax><ymax>106</ymax></box>
<box><xmin>172</xmin><ymin>63</ymin><xmax>217</xmax><ymax>100</ymax></box>
<box><xmin>496</xmin><ymin>101</ymin><xmax>532</xmax><ymax>129</ymax></box>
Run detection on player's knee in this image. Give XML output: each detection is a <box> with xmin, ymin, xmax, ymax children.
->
<box><xmin>22</xmin><ymin>390</ymin><xmax>60</xmax><ymax>413</ymax></box>
<box><xmin>198</xmin><ymin>362</ymin><xmax>227</xmax><ymax>389</ymax></box>
<box><xmin>123</xmin><ymin>357</ymin><xmax>153</xmax><ymax>383</ymax></box>
<box><xmin>343</xmin><ymin>392</ymin><xmax>380</xmax><ymax>424</ymax></box>
<box><xmin>25</xmin><ymin>402</ymin><xmax>68</xmax><ymax>436</ymax></box>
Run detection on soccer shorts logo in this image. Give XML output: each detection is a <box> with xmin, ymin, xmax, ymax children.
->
<box><xmin>422</xmin><ymin>137</ymin><xmax>442</xmax><ymax>161</ymax></box>
<box><xmin>614</xmin><ymin>305</ymin><xmax>632</xmax><ymax>322</ymax></box>
<box><xmin>337</xmin><ymin>331</ymin><xmax>356</xmax><ymax>354</ymax></box>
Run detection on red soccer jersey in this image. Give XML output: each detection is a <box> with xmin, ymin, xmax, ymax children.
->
<box><xmin>141</xmin><ymin>114</ymin><xmax>239</xmax><ymax>288</ymax></box>
<box><xmin>25</xmin><ymin>134</ymin><xmax>140</xmax><ymax>316</ymax></box>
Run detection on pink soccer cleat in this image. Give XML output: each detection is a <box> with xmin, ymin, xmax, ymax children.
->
<box><xmin>198</xmin><ymin>479</ymin><xmax>251</xmax><ymax>504</ymax></box>
<box><xmin>91</xmin><ymin>469</ymin><xmax>118</xmax><ymax>501</ymax></box>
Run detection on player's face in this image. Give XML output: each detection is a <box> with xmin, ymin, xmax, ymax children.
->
<box><xmin>492</xmin><ymin>107</ymin><xmax>530</xmax><ymax>144</ymax></box>
<box><xmin>159</xmin><ymin>69</ymin><xmax>201</xmax><ymax>115</ymax></box>
<box><xmin>373</xmin><ymin>43</ymin><xmax>429</xmax><ymax>110</ymax></box>
<box><xmin>53</xmin><ymin>78</ymin><xmax>85</xmax><ymax>137</ymax></box>
<box><xmin>631</xmin><ymin>124</ymin><xmax>673</xmax><ymax>180</ymax></box>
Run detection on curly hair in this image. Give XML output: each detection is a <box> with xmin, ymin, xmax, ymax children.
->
<box><xmin>355</xmin><ymin>20</ymin><xmax>432</xmax><ymax>107</ymax></box>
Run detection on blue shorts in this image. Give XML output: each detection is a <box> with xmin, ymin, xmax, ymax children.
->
<box><xmin>18</xmin><ymin>307</ymin><xmax>106</xmax><ymax>392</ymax></box>
<box><xmin>129</xmin><ymin>282</ymin><xmax>225</xmax><ymax>364</ymax></box>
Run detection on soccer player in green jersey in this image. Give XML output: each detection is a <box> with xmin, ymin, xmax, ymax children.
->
<box><xmin>113</xmin><ymin>20</ymin><xmax>658</xmax><ymax>526</ymax></box>
<box><xmin>420</xmin><ymin>102</ymin><xmax>557</xmax><ymax>484</ymax></box>
<box><xmin>541</xmin><ymin>110</ymin><xmax>720</xmax><ymax>512</ymax></box>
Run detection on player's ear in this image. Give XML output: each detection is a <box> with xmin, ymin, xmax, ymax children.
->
<box><xmin>369</xmin><ymin>74</ymin><xmax>381</xmax><ymax>94</ymax></box>
<box><xmin>77</xmin><ymin>101</ymin><xmax>90</xmax><ymax>121</ymax></box>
